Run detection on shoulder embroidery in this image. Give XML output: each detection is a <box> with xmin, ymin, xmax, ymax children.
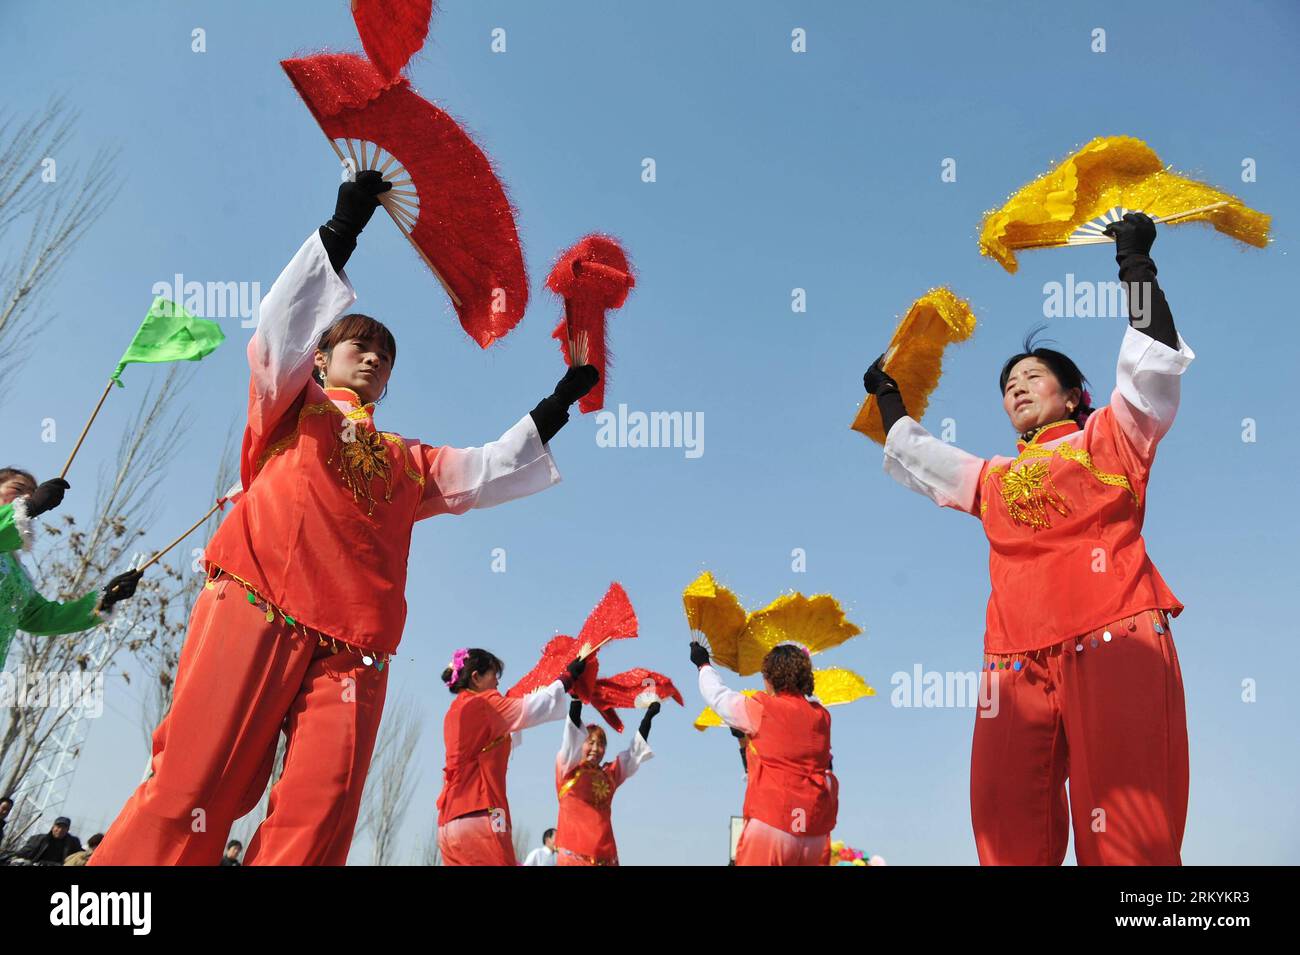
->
<box><xmin>983</xmin><ymin>441</ymin><xmax>1138</xmax><ymax>530</ymax></box>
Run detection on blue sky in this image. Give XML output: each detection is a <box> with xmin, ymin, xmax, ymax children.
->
<box><xmin>4</xmin><ymin>0</ymin><xmax>1298</xmax><ymax>864</ymax></box>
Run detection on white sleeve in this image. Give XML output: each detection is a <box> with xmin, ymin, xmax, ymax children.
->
<box><xmin>522</xmin><ymin>848</ymin><xmax>542</xmax><ymax>866</ymax></box>
<box><xmin>510</xmin><ymin>679</ymin><xmax>569</xmax><ymax>732</ymax></box>
<box><xmin>418</xmin><ymin>415</ymin><xmax>562</xmax><ymax>519</ymax></box>
<box><xmin>612</xmin><ymin>731</ymin><xmax>654</xmax><ymax>785</ymax></box>
<box><xmin>247</xmin><ymin>231</ymin><xmax>357</xmax><ymax>437</ymax></box>
<box><xmin>881</xmin><ymin>417</ymin><xmax>985</xmax><ymax>515</ymax></box>
<box><xmin>9</xmin><ymin>496</ymin><xmax>34</xmax><ymax>551</ymax></box>
<box><xmin>557</xmin><ymin>713</ymin><xmax>586</xmax><ymax>778</ymax></box>
<box><xmin>698</xmin><ymin>665</ymin><xmax>759</xmax><ymax>735</ymax></box>
<box><xmin>1110</xmin><ymin>324</ymin><xmax>1195</xmax><ymax>464</ymax></box>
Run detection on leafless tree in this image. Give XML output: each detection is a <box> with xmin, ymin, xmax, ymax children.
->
<box><xmin>356</xmin><ymin>697</ymin><xmax>424</xmax><ymax>865</ymax></box>
<box><xmin>0</xmin><ymin>368</ymin><xmax>195</xmax><ymax>851</ymax></box>
<box><xmin>0</xmin><ymin>97</ymin><xmax>120</xmax><ymax>367</ymax></box>
<box><xmin>419</xmin><ymin>825</ymin><xmax>441</xmax><ymax>866</ymax></box>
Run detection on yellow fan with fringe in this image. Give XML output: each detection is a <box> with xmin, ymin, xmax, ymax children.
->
<box><xmin>739</xmin><ymin>593</ymin><xmax>862</xmax><ymax>676</ymax></box>
<box><xmin>851</xmin><ymin>287</ymin><xmax>976</xmax><ymax>445</ymax></box>
<box><xmin>682</xmin><ymin>571</ymin><xmax>746</xmax><ymax>672</ymax></box>
<box><xmin>693</xmin><ymin>667</ymin><xmax>876</xmax><ymax>730</ymax></box>
<box><xmin>979</xmin><ymin>135</ymin><xmax>1271</xmax><ymax>274</ymax></box>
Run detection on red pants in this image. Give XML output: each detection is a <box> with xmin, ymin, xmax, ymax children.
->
<box><xmin>89</xmin><ymin>578</ymin><xmax>388</xmax><ymax>866</ymax></box>
<box><xmin>438</xmin><ymin>813</ymin><xmax>517</xmax><ymax>866</ymax></box>
<box><xmin>971</xmin><ymin>610</ymin><xmax>1188</xmax><ymax>865</ymax></box>
<box><xmin>734</xmin><ymin>818</ymin><xmax>831</xmax><ymax>866</ymax></box>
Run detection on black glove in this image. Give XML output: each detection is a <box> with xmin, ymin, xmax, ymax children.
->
<box><xmin>24</xmin><ymin>479</ymin><xmax>69</xmax><ymax>518</ymax></box>
<box><xmin>637</xmin><ymin>701</ymin><xmax>661</xmax><ymax>741</ymax></box>
<box><xmin>730</xmin><ymin>727</ymin><xmax>748</xmax><ymax>771</ymax></box>
<box><xmin>863</xmin><ymin>353</ymin><xmax>908</xmax><ymax>436</ymax></box>
<box><xmin>320</xmin><ymin>170</ymin><xmax>393</xmax><ymax>272</ymax></box>
<box><xmin>99</xmin><ymin>569</ymin><xmax>142</xmax><ymax>613</ymax></box>
<box><xmin>529</xmin><ymin>365</ymin><xmax>601</xmax><ymax>444</ymax></box>
<box><xmin>559</xmin><ymin>655</ymin><xmax>587</xmax><ymax>692</ymax></box>
<box><xmin>329</xmin><ymin>170</ymin><xmax>392</xmax><ymax>239</ymax></box>
<box><xmin>1103</xmin><ymin>211</ymin><xmax>1156</xmax><ymax>260</ymax></box>
<box><xmin>689</xmin><ymin>641</ymin><xmax>710</xmax><ymax>669</ymax></box>
<box><xmin>554</xmin><ymin>365</ymin><xmax>599</xmax><ymax>405</ymax></box>
<box><xmin>863</xmin><ymin>354</ymin><xmax>900</xmax><ymax>397</ymax></box>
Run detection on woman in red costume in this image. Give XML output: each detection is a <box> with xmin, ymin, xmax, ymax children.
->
<box><xmin>690</xmin><ymin>641</ymin><xmax>837</xmax><ymax>866</ymax></box>
<box><xmin>862</xmin><ymin>214</ymin><xmax>1190</xmax><ymax>865</ymax></box>
<box><xmin>92</xmin><ymin>172</ymin><xmax>598</xmax><ymax>866</ymax></box>
<box><xmin>552</xmin><ymin>697</ymin><xmax>659</xmax><ymax>866</ymax></box>
<box><xmin>437</xmin><ymin>647</ymin><xmax>587</xmax><ymax>866</ymax></box>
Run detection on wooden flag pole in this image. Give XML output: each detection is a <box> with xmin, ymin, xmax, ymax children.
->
<box><xmin>60</xmin><ymin>379</ymin><xmax>116</xmax><ymax>480</ymax></box>
<box><xmin>136</xmin><ymin>501</ymin><xmax>223</xmax><ymax>573</ymax></box>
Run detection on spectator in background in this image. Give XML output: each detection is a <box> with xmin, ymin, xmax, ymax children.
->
<box><xmin>0</xmin><ymin>796</ymin><xmax>12</xmax><ymax>843</ymax></box>
<box><xmin>522</xmin><ymin>829</ymin><xmax>558</xmax><ymax>867</ymax></box>
<box><xmin>220</xmin><ymin>840</ymin><xmax>243</xmax><ymax>866</ymax></box>
<box><xmin>16</xmin><ymin>816</ymin><xmax>82</xmax><ymax>864</ymax></box>
<box><xmin>64</xmin><ymin>832</ymin><xmax>103</xmax><ymax>866</ymax></box>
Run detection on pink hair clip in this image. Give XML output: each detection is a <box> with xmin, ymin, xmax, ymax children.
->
<box><xmin>445</xmin><ymin>647</ymin><xmax>470</xmax><ymax>686</ymax></box>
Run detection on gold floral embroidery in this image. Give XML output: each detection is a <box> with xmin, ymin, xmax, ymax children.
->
<box><xmin>559</xmin><ymin>766</ymin><xmax>613</xmax><ymax>806</ymax></box>
<box><xmin>999</xmin><ymin>459</ymin><xmax>1070</xmax><ymax>529</ymax></box>
<box><xmin>329</xmin><ymin>424</ymin><xmax>393</xmax><ymax>515</ymax></box>
<box><xmin>984</xmin><ymin>436</ymin><xmax>1138</xmax><ymax>530</ymax></box>
<box><xmin>254</xmin><ymin>399</ymin><xmax>426</xmax><ymax>511</ymax></box>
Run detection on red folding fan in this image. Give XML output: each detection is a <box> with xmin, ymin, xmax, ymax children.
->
<box><xmin>548</xmin><ymin>235</ymin><xmax>635</xmax><ymax>413</ymax></box>
<box><xmin>351</xmin><ymin>0</ymin><xmax>435</xmax><ymax>81</ymax></box>
<box><xmin>281</xmin><ymin>52</ymin><xmax>528</xmax><ymax>348</ymax></box>
<box><xmin>507</xmin><ymin>583</ymin><xmax>680</xmax><ymax>732</ymax></box>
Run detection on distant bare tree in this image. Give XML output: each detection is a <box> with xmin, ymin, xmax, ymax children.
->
<box><xmin>0</xmin><ymin>97</ymin><xmax>120</xmax><ymax>367</ymax></box>
<box><xmin>0</xmin><ymin>368</ymin><xmax>194</xmax><ymax>851</ymax></box>
<box><xmin>419</xmin><ymin>825</ymin><xmax>441</xmax><ymax>866</ymax></box>
<box><xmin>356</xmin><ymin>697</ymin><xmax>424</xmax><ymax>865</ymax></box>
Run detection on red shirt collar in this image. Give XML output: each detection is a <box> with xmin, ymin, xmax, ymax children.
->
<box><xmin>323</xmin><ymin>386</ymin><xmax>375</xmax><ymax>413</ymax></box>
<box><xmin>1016</xmin><ymin>419</ymin><xmax>1080</xmax><ymax>453</ymax></box>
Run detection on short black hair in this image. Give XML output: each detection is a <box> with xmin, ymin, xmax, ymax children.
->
<box><xmin>543</xmin><ymin>828</ymin><xmax>556</xmax><ymax>841</ymax></box>
<box><xmin>226</xmin><ymin>839</ymin><xmax>243</xmax><ymax>850</ymax></box>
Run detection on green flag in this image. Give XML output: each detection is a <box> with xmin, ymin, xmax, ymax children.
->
<box><xmin>112</xmin><ymin>297</ymin><xmax>226</xmax><ymax>386</ymax></box>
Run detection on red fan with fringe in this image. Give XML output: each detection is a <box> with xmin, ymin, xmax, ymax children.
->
<box><xmin>506</xmin><ymin>583</ymin><xmax>680</xmax><ymax>732</ymax></box>
<box><xmin>548</xmin><ymin>235</ymin><xmax>635</xmax><ymax>413</ymax></box>
<box><xmin>281</xmin><ymin>52</ymin><xmax>528</xmax><ymax>348</ymax></box>
<box><xmin>351</xmin><ymin>0</ymin><xmax>434</xmax><ymax>81</ymax></box>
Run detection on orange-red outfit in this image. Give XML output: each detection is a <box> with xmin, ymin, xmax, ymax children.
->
<box><xmin>882</xmin><ymin>324</ymin><xmax>1193</xmax><ymax>865</ymax></box>
<box><xmin>437</xmin><ymin>681</ymin><xmax>569</xmax><ymax>866</ymax></box>
<box><xmin>552</xmin><ymin>713</ymin><xmax>653</xmax><ymax>866</ymax></box>
<box><xmin>92</xmin><ymin>232</ymin><xmax>562</xmax><ymax>866</ymax></box>
<box><xmin>698</xmin><ymin>665</ymin><xmax>837</xmax><ymax>866</ymax></box>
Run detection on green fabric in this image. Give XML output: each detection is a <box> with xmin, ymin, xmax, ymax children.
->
<box><xmin>0</xmin><ymin>502</ymin><xmax>23</xmax><ymax>554</ymax></box>
<box><xmin>0</xmin><ymin>552</ymin><xmax>101</xmax><ymax>671</ymax></box>
<box><xmin>111</xmin><ymin>296</ymin><xmax>226</xmax><ymax>387</ymax></box>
